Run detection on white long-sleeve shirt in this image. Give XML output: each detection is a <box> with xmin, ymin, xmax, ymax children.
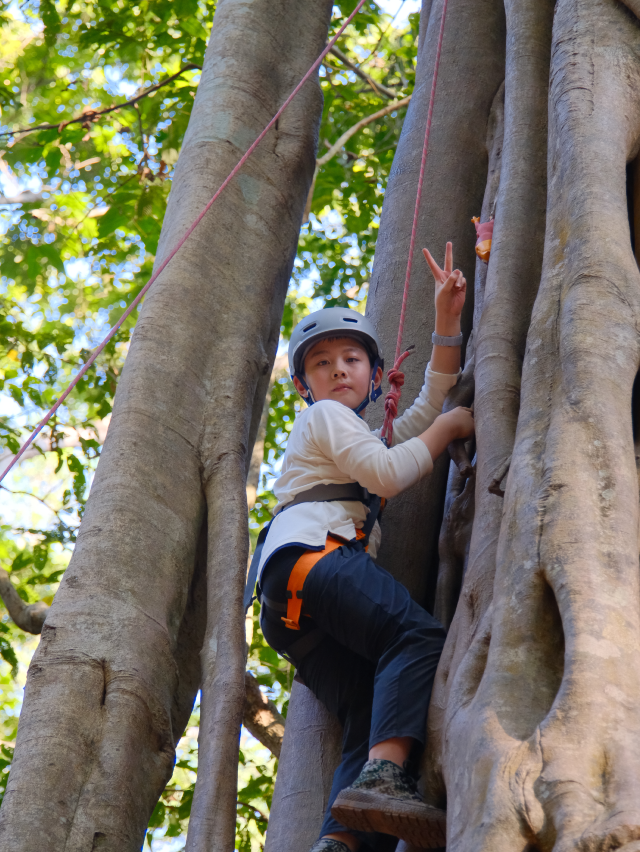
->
<box><xmin>257</xmin><ymin>362</ymin><xmax>459</xmax><ymax>578</ymax></box>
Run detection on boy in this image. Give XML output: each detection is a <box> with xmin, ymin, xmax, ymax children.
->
<box><xmin>256</xmin><ymin>244</ymin><xmax>474</xmax><ymax>852</ymax></box>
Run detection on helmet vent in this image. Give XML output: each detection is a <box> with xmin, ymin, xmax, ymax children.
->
<box><xmin>343</xmin><ymin>317</ymin><xmax>358</xmax><ymax>323</ymax></box>
<box><xmin>302</xmin><ymin>322</ymin><xmax>317</xmax><ymax>333</ymax></box>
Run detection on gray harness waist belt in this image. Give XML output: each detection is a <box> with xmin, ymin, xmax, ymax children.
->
<box><xmin>280</xmin><ymin>482</ymin><xmax>367</xmax><ymax>511</ymax></box>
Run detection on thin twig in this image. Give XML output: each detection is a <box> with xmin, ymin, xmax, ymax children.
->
<box><xmin>237</xmin><ymin>801</ymin><xmax>268</xmax><ymax>822</ymax></box>
<box><xmin>358</xmin><ymin>0</ymin><xmax>408</xmax><ymax>68</ymax></box>
<box><xmin>0</xmin><ymin>484</ymin><xmax>65</xmax><ymax>522</ymax></box>
<box><xmin>328</xmin><ymin>45</ymin><xmax>399</xmax><ymax>99</ymax></box>
<box><xmin>0</xmin><ymin>64</ymin><xmax>201</xmax><ymax>140</ymax></box>
<box><xmin>317</xmin><ymin>96</ymin><xmax>411</xmax><ymax>167</ymax></box>
<box><xmin>305</xmin><ymin>94</ymin><xmax>411</xmax><ymax>220</ymax></box>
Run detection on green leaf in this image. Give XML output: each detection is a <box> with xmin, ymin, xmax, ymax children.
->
<box><xmin>40</xmin><ymin>0</ymin><xmax>61</xmax><ymax>46</ymax></box>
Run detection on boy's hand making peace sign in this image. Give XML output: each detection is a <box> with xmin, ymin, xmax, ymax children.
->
<box><xmin>422</xmin><ymin>241</ymin><xmax>467</xmax><ymax>336</ymax></box>
<box><xmin>421</xmin><ymin>241</ymin><xmax>466</xmax><ymax>376</ymax></box>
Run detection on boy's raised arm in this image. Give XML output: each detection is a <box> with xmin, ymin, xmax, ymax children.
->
<box><xmin>422</xmin><ymin>241</ymin><xmax>465</xmax><ymax>377</ymax></box>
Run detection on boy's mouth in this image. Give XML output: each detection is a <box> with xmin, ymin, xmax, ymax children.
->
<box><xmin>332</xmin><ymin>384</ymin><xmax>352</xmax><ymax>392</ymax></box>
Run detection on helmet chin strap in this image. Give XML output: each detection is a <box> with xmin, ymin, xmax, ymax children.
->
<box><xmin>298</xmin><ymin>376</ymin><xmax>316</xmax><ymax>406</ymax></box>
<box><xmin>296</xmin><ymin>358</ymin><xmax>380</xmax><ymax>415</ymax></box>
<box><xmin>353</xmin><ymin>358</ymin><xmax>381</xmax><ymax>417</ymax></box>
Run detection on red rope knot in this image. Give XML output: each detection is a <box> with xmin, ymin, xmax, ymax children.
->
<box><xmin>380</xmin><ymin>346</ymin><xmax>414</xmax><ymax>446</ymax></box>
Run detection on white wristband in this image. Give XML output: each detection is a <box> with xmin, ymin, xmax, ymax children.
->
<box><xmin>432</xmin><ymin>331</ymin><xmax>463</xmax><ymax>347</ymax></box>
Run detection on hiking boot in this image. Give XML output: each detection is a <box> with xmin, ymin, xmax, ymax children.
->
<box><xmin>309</xmin><ymin>840</ymin><xmax>351</xmax><ymax>852</ymax></box>
<box><xmin>331</xmin><ymin>758</ymin><xmax>446</xmax><ymax>848</ymax></box>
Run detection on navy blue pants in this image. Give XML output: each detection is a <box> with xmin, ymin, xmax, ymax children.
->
<box><xmin>260</xmin><ymin>541</ymin><xmax>446</xmax><ymax>848</ymax></box>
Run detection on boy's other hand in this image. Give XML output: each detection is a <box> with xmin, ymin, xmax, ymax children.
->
<box><xmin>423</xmin><ymin>241</ymin><xmax>467</xmax><ymax>329</ymax></box>
<box><xmin>419</xmin><ymin>406</ymin><xmax>474</xmax><ymax>461</ymax></box>
<box><xmin>439</xmin><ymin>406</ymin><xmax>475</xmax><ymax>441</ymax></box>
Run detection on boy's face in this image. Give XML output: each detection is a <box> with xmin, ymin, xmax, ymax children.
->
<box><xmin>293</xmin><ymin>336</ymin><xmax>382</xmax><ymax>411</ymax></box>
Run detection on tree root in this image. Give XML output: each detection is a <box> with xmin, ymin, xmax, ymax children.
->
<box><xmin>434</xmin><ymin>463</ymin><xmax>476</xmax><ymax>630</ymax></box>
<box><xmin>448</xmin><ymin>440</ymin><xmax>475</xmax><ymax>480</ymax></box>
<box><xmin>487</xmin><ymin>454</ymin><xmax>511</xmax><ymax>497</ymax></box>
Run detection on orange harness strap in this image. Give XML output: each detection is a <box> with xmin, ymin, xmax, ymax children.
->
<box><xmin>282</xmin><ymin>531</ymin><xmax>366</xmax><ymax>631</ymax></box>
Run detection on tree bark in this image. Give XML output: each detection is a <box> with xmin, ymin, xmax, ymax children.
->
<box><xmin>365</xmin><ymin>0</ymin><xmax>506</xmax><ymax>607</ymax></box>
<box><xmin>426</xmin><ymin>0</ymin><xmax>555</xmax><ymax>807</ymax></box>
<box><xmin>432</xmin><ymin>2</ymin><xmax>640</xmax><ymax>849</ymax></box>
<box><xmin>433</xmin><ymin>79</ymin><xmax>506</xmax><ymax>632</ymax></box>
<box><xmin>265</xmin><ymin>681</ymin><xmax>342</xmax><ymax>852</ymax></box>
<box><xmin>0</xmin><ymin>2</ymin><xmax>332</xmax><ymax>850</ymax></box>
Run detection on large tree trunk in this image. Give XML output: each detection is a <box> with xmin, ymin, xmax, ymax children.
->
<box><xmin>432</xmin><ymin>2</ymin><xmax>640</xmax><ymax>849</ymax></box>
<box><xmin>365</xmin><ymin>0</ymin><xmax>506</xmax><ymax>607</ymax></box>
<box><xmin>265</xmin><ymin>682</ymin><xmax>343</xmax><ymax>852</ymax></box>
<box><xmin>0</xmin><ymin>2</ymin><xmax>332</xmax><ymax>850</ymax></box>
<box><xmin>426</xmin><ymin>0</ymin><xmax>555</xmax><ymax>805</ymax></box>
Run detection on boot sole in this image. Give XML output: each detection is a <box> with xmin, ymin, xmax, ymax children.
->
<box><xmin>331</xmin><ymin>789</ymin><xmax>446</xmax><ymax>848</ymax></box>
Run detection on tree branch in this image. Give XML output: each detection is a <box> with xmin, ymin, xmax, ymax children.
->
<box><xmin>0</xmin><ymin>190</ymin><xmax>47</xmax><ymax>205</ymax></box>
<box><xmin>303</xmin><ymin>96</ymin><xmax>411</xmax><ymax>222</ymax></box>
<box><xmin>316</xmin><ymin>96</ymin><xmax>411</xmax><ymax>167</ymax></box>
<box><xmin>0</xmin><ymin>64</ymin><xmax>202</xmax><ymax>140</ymax></box>
<box><xmin>243</xmin><ymin>671</ymin><xmax>285</xmax><ymax>759</ymax></box>
<box><xmin>328</xmin><ymin>45</ymin><xmax>400</xmax><ymax>99</ymax></box>
<box><xmin>237</xmin><ymin>801</ymin><xmax>268</xmax><ymax>822</ymax></box>
<box><xmin>0</xmin><ymin>568</ymin><xmax>49</xmax><ymax>634</ymax></box>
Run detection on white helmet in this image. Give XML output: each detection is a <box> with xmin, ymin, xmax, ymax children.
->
<box><xmin>288</xmin><ymin>307</ymin><xmax>384</xmax><ymax>414</ymax></box>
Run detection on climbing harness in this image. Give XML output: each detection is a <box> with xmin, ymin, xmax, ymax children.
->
<box><xmin>244</xmin><ymin>481</ymin><xmax>380</xmax><ymax>613</ymax></box>
<box><xmin>380</xmin><ymin>0</ymin><xmax>450</xmax><ymax>447</ymax></box>
<box><xmin>253</xmin><ymin>483</ymin><xmax>384</xmax><ymax>665</ymax></box>
<box><xmin>0</xmin><ymin>0</ymin><xmax>370</xmax><ymax>487</ymax></box>
<box><xmin>281</xmin><ymin>531</ymin><xmax>367</xmax><ymax>631</ymax></box>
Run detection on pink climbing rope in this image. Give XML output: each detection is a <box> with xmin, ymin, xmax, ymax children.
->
<box><xmin>380</xmin><ymin>0</ymin><xmax>449</xmax><ymax>446</ymax></box>
<box><xmin>0</xmin><ymin>0</ymin><xmax>368</xmax><ymax>485</ymax></box>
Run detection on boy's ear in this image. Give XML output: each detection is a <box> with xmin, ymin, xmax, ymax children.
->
<box><xmin>293</xmin><ymin>375</ymin><xmax>309</xmax><ymax>398</ymax></box>
<box><xmin>373</xmin><ymin>366</ymin><xmax>383</xmax><ymax>390</ymax></box>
